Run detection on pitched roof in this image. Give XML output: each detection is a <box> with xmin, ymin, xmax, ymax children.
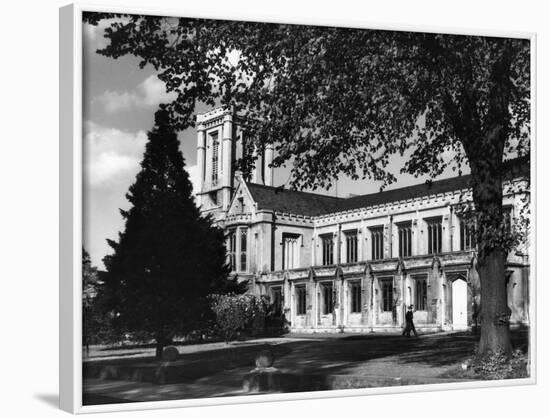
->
<box><xmin>246</xmin><ymin>183</ymin><xmax>341</xmax><ymax>216</ymax></box>
<box><xmin>338</xmin><ymin>174</ymin><xmax>472</xmax><ymax>212</ymax></box>
<box><xmin>246</xmin><ymin>157</ymin><xmax>529</xmax><ymax>217</ymax></box>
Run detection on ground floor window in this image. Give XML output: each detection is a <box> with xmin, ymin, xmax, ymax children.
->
<box><xmin>239</xmin><ymin>228</ymin><xmax>248</xmax><ymax>272</ymax></box>
<box><xmin>321</xmin><ymin>282</ymin><xmax>334</xmax><ymax>315</ymax></box>
<box><xmin>414</xmin><ymin>276</ymin><xmax>428</xmax><ymax>311</ymax></box>
<box><xmin>228</xmin><ymin>227</ymin><xmax>248</xmax><ymax>272</ymax></box>
<box><xmin>227</xmin><ymin>230</ymin><xmax>236</xmax><ymax>271</ymax></box>
<box><xmin>271</xmin><ymin>286</ymin><xmax>283</xmax><ymax>316</ymax></box>
<box><xmin>350</xmin><ymin>281</ymin><xmax>362</xmax><ymax>313</ymax></box>
<box><xmin>381</xmin><ymin>279</ymin><xmax>393</xmax><ymax>312</ymax></box>
<box><xmin>296</xmin><ymin>285</ymin><xmax>307</xmax><ymax>315</ymax></box>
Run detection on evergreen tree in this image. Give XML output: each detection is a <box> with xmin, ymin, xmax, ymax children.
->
<box><xmin>101</xmin><ymin>109</ymin><xmax>237</xmax><ymax>359</ymax></box>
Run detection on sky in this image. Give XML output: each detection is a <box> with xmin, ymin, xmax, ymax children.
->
<box><xmin>82</xmin><ymin>20</ymin><xmax>461</xmax><ymax>269</ymax></box>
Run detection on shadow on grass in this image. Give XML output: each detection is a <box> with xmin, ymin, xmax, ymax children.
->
<box><xmin>88</xmin><ymin>342</ymin><xmax>291</xmax><ymax>366</ymax></box>
<box><xmin>387</xmin><ymin>329</ymin><xmax>529</xmax><ymax>369</ymax></box>
<box><xmin>84</xmin><ymin>343</ymin><xmax>295</xmax><ymax>384</ymax></box>
<box><xmin>270</xmin><ymin>329</ymin><xmax>530</xmax><ymax>377</ymax></box>
<box><xmin>84</xmin><ymin>328</ymin><xmax>531</xmax><ymax>404</ymax></box>
<box><xmin>86</xmin><ymin>333</ymin><xmax>470</xmax><ymax>383</ymax></box>
<box><xmin>394</xmin><ymin>333</ymin><xmax>476</xmax><ymax>367</ymax></box>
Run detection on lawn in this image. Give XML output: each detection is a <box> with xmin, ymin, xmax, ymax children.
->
<box><xmin>83</xmin><ymin>329</ymin><xmax>530</xmax><ymax>405</ymax></box>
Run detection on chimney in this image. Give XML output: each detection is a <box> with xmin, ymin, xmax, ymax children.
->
<box><xmin>264</xmin><ymin>144</ymin><xmax>274</xmax><ymax>186</ymax></box>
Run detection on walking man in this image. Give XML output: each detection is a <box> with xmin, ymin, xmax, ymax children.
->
<box><xmin>402</xmin><ymin>304</ymin><xmax>418</xmax><ymax>337</ymax></box>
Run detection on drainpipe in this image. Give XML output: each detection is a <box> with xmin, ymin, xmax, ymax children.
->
<box><xmin>270</xmin><ymin>213</ymin><xmax>277</xmax><ymax>272</ymax></box>
<box><xmin>337</xmin><ymin>222</ymin><xmax>342</xmax><ymax>265</ymax></box>
<box><xmin>370</xmin><ymin>277</ymin><xmax>375</xmax><ymax>332</ymax></box>
<box><xmin>449</xmin><ymin>206</ymin><xmax>454</xmax><ymax>252</ymax></box>
<box><xmin>402</xmin><ymin>268</ymin><xmax>407</xmax><ymax>329</ymax></box>
<box><xmin>336</xmin><ymin>222</ymin><xmax>342</xmax><ymax>329</ymax></box>
<box><xmin>389</xmin><ymin>214</ymin><xmax>394</xmax><ymax>258</ymax></box>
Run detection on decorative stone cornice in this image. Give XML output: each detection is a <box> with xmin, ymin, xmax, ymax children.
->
<box><xmin>273</xmin><ymin>211</ymin><xmax>315</xmax><ymax>225</ymax></box>
<box><xmin>341</xmin><ymin>263</ymin><xmax>365</xmax><ymax>276</ymax></box>
<box><xmin>225</xmin><ymin>213</ymin><xmax>253</xmax><ymax>225</ymax></box>
<box><xmin>196</xmin><ymin>107</ymin><xmax>230</xmax><ymax>124</ymax></box>
<box><xmin>311</xmin><ymin>265</ymin><xmax>338</xmax><ymax>278</ymax></box>
<box><xmin>196</xmin><ymin>106</ymin><xmax>247</xmax><ymax>130</ymax></box>
<box><xmin>312</xmin><ymin>188</ymin><xmax>476</xmax><ymax>226</ymax></box>
<box><xmin>256</xmin><ymin>250</ymin><xmax>481</xmax><ymax>283</ymax></box>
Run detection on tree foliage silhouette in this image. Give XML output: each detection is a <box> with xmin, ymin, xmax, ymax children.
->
<box><xmin>101</xmin><ymin>110</ymin><xmax>238</xmax><ymax>358</ymax></box>
<box><xmin>85</xmin><ymin>13</ymin><xmax>530</xmax><ymax>356</ymax></box>
<box><xmin>83</xmin><ymin>248</ymin><xmax>101</xmax><ymax>354</ymax></box>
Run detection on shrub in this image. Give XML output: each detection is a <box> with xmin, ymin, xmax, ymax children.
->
<box><xmin>471</xmin><ymin>348</ymin><xmax>529</xmax><ymax>380</ymax></box>
<box><xmin>210</xmin><ymin>293</ymin><xmax>268</xmax><ymax>342</ymax></box>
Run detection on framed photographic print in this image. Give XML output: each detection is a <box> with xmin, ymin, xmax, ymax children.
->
<box><xmin>60</xmin><ymin>2</ymin><xmax>536</xmax><ymax>413</ymax></box>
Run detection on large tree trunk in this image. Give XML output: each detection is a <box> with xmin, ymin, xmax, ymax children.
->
<box><xmin>469</xmin><ymin>154</ymin><xmax>512</xmax><ymax>357</ymax></box>
<box><xmin>477</xmin><ymin>249</ymin><xmax>512</xmax><ymax>356</ymax></box>
<box><xmin>457</xmin><ymin>42</ymin><xmax>517</xmax><ymax>357</ymax></box>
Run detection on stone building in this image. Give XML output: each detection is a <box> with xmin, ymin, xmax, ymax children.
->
<box><xmin>196</xmin><ymin>107</ymin><xmax>530</xmax><ymax>333</ymax></box>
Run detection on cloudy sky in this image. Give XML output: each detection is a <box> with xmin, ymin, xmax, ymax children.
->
<box><xmin>82</xmin><ymin>19</ymin><xmax>459</xmax><ymax>269</ymax></box>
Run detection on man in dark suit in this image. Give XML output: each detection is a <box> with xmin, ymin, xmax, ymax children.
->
<box><xmin>402</xmin><ymin>304</ymin><xmax>418</xmax><ymax>337</ymax></box>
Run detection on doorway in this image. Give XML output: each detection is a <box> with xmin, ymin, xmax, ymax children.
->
<box><xmin>452</xmin><ymin>279</ymin><xmax>468</xmax><ymax>330</ymax></box>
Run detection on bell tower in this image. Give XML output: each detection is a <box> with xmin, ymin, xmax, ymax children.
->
<box><xmin>196</xmin><ymin>107</ymin><xmax>274</xmax><ymax>220</ymax></box>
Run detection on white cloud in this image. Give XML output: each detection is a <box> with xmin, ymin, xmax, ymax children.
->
<box><xmin>83</xmin><ymin>21</ymin><xmax>111</xmax><ymax>51</ymax></box>
<box><xmin>139</xmin><ymin>75</ymin><xmax>177</xmax><ymax>106</ymax></box>
<box><xmin>84</xmin><ymin>122</ymin><xmax>147</xmax><ymax>188</ymax></box>
<box><xmin>186</xmin><ymin>164</ymin><xmax>200</xmax><ymax>196</ymax></box>
<box><xmin>84</xmin><ymin>121</ymin><xmax>201</xmax><ymax>195</ymax></box>
<box><xmin>83</xmin><ymin>23</ymin><xmax>97</xmax><ymax>42</ymax></box>
<box><xmin>94</xmin><ymin>75</ymin><xmax>178</xmax><ymax>113</ymax></box>
<box><xmin>89</xmin><ymin>152</ymin><xmax>140</xmax><ymax>187</ymax></box>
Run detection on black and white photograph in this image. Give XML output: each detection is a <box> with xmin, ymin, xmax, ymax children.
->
<box><xmin>6</xmin><ymin>0</ymin><xmax>550</xmax><ymax>416</ymax></box>
<box><xmin>73</xmin><ymin>3</ymin><xmax>534</xmax><ymax>411</ymax></box>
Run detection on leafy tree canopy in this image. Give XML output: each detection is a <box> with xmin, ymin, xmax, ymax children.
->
<box><xmin>84</xmin><ymin>13</ymin><xmax>529</xmax><ymax>188</ymax></box>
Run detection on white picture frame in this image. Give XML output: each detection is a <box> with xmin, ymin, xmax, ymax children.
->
<box><xmin>60</xmin><ymin>2</ymin><xmax>537</xmax><ymax>413</ymax></box>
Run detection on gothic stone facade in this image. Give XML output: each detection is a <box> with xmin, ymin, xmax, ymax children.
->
<box><xmin>196</xmin><ymin>107</ymin><xmax>530</xmax><ymax>333</ymax></box>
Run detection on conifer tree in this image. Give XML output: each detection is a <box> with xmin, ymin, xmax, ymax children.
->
<box><xmin>101</xmin><ymin>109</ymin><xmax>237</xmax><ymax>359</ymax></box>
